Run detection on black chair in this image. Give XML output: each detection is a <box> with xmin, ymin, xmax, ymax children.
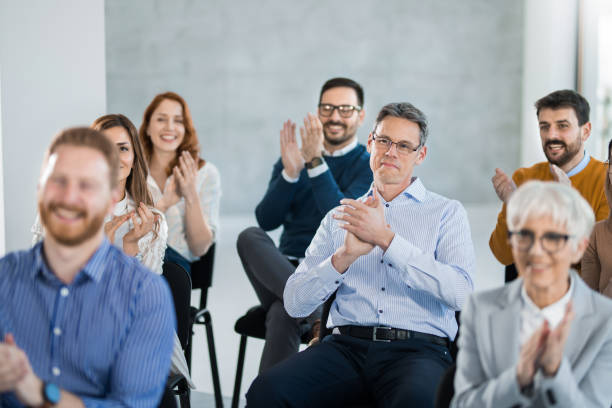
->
<box><xmin>188</xmin><ymin>243</ymin><xmax>223</xmax><ymax>408</ymax></box>
<box><xmin>230</xmin><ymin>305</ymin><xmax>313</xmax><ymax>408</ymax></box>
<box><xmin>162</xmin><ymin>261</ymin><xmax>192</xmax><ymax>408</ymax></box>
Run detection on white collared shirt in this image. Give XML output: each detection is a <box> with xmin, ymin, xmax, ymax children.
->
<box><xmin>519</xmin><ymin>275</ymin><xmax>574</xmax><ymax>345</ymax></box>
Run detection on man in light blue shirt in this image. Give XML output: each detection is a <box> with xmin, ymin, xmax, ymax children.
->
<box><xmin>246</xmin><ymin>103</ymin><xmax>475</xmax><ymax>408</ymax></box>
<box><xmin>0</xmin><ymin>127</ymin><xmax>174</xmax><ymax>407</ymax></box>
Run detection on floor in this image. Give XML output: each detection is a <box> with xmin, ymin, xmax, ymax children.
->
<box><xmin>188</xmin><ymin>204</ymin><xmax>504</xmax><ymax>407</ymax></box>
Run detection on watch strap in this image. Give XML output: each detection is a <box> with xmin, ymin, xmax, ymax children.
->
<box><xmin>305</xmin><ymin>156</ymin><xmax>324</xmax><ymax>169</ymax></box>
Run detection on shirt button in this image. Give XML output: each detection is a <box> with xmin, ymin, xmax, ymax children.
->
<box><xmin>379</xmin><ymin>309</ymin><xmax>383</xmax><ymax>314</ymax></box>
<box><xmin>60</xmin><ymin>287</ymin><xmax>69</xmax><ymax>297</ymax></box>
<box><xmin>52</xmin><ymin>367</ymin><xmax>61</xmax><ymax>376</ymax></box>
<box><xmin>385</xmin><ymin>204</ymin><xmax>389</xmax><ymax>207</ymax></box>
<box><xmin>381</xmin><ymin>287</ymin><xmax>386</xmax><ymax>291</ymax></box>
<box><xmin>334</xmin><ymin>280</ymin><xmax>339</xmax><ymax>284</ymax></box>
<box><xmin>388</xmin><ymin>263</ymin><xmax>393</xmax><ymax>267</ymax></box>
<box><xmin>53</xmin><ymin>327</ymin><xmax>62</xmax><ymax>336</ymax></box>
<box><xmin>380</xmin><ymin>260</ymin><xmax>384</xmax><ymax>264</ymax></box>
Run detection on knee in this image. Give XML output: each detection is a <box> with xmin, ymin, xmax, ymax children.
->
<box><xmin>266</xmin><ymin>301</ymin><xmax>299</xmax><ymax>329</ymax></box>
<box><xmin>246</xmin><ymin>371</ymin><xmax>288</xmax><ymax>407</ymax></box>
<box><xmin>237</xmin><ymin>226</ymin><xmax>261</xmax><ymax>252</ymax></box>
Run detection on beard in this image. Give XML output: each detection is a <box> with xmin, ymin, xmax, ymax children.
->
<box><xmin>323</xmin><ymin>121</ymin><xmax>358</xmax><ymax>146</ymax></box>
<box><xmin>543</xmin><ymin>138</ymin><xmax>582</xmax><ymax>167</ymax></box>
<box><xmin>39</xmin><ymin>201</ymin><xmax>106</xmax><ymax>247</ymax></box>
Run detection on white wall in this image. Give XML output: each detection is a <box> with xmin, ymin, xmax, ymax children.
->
<box><xmin>0</xmin><ymin>0</ymin><xmax>107</xmax><ymax>252</ymax></box>
<box><xmin>520</xmin><ymin>0</ymin><xmax>581</xmax><ymax>167</ymax></box>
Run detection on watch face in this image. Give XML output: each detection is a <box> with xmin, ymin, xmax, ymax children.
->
<box><xmin>44</xmin><ymin>383</ymin><xmax>61</xmax><ymax>404</ymax></box>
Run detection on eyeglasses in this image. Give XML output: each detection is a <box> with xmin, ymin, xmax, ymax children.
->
<box><xmin>508</xmin><ymin>229</ymin><xmax>572</xmax><ymax>254</ymax></box>
<box><xmin>372</xmin><ymin>132</ymin><xmax>420</xmax><ymax>155</ymax></box>
<box><xmin>318</xmin><ymin>104</ymin><xmax>362</xmax><ymax>118</ymax></box>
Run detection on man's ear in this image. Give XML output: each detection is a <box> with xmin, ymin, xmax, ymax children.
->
<box><xmin>358</xmin><ymin>108</ymin><xmax>366</xmax><ymax>126</ymax></box>
<box><xmin>415</xmin><ymin>145</ymin><xmax>427</xmax><ymax>165</ymax></box>
<box><xmin>580</xmin><ymin>121</ymin><xmax>592</xmax><ymax>142</ymax></box>
<box><xmin>366</xmin><ymin>133</ymin><xmax>373</xmax><ymax>153</ymax></box>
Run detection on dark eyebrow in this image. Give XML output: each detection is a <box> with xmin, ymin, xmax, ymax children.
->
<box><xmin>377</xmin><ymin>134</ymin><xmax>417</xmax><ymax>145</ymax></box>
<box><xmin>555</xmin><ymin>119</ymin><xmax>571</xmax><ymax>124</ymax></box>
<box><xmin>116</xmin><ymin>142</ymin><xmax>129</xmax><ymax>146</ymax></box>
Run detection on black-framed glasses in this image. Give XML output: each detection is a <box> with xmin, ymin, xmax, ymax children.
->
<box><xmin>508</xmin><ymin>229</ymin><xmax>572</xmax><ymax>254</ymax></box>
<box><xmin>318</xmin><ymin>104</ymin><xmax>362</xmax><ymax>118</ymax></box>
<box><xmin>372</xmin><ymin>132</ymin><xmax>420</xmax><ymax>155</ymax></box>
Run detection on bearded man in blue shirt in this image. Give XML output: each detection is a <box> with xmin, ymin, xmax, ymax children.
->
<box><xmin>246</xmin><ymin>103</ymin><xmax>475</xmax><ymax>408</ymax></box>
<box><xmin>0</xmin><ymin>127</ymin><xmax>174</xmax><ymax>407</ymax></box>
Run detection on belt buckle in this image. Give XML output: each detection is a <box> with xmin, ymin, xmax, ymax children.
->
<box><xmin>372</xmin><ymin>326</ymin><xmax>392</xmax><ymax>342</ymax></box>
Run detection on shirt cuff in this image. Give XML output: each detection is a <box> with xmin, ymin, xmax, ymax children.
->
<box><xmin>315</xmin><ymin>257</ymin><xmax>345</xmax><ymax>293</ymax></box>
<box><xmin>281</xmin><ymin>169</ymin><xmax>300</xmax><ymax>183</ymax></box>
<box><xmin>382</xmin><ymin>233</ymin><xmax>421</xmax><ymax>269</ymax></box>
<box><xmin>307</xmin><ymin>161</ymin><xmax>329</xmax><ymax>178</ymax></box>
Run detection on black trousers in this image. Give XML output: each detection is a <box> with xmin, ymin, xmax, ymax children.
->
<box><xmin>246</xmin><ymin>333</ymin><xmax>452</xmax><ymax>408</ymax></box>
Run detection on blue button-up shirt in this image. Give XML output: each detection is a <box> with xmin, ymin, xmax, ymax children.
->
<box><xmin>0</xmin><ymin>239</ymin><xmax>175</xmax><ymax>407</ymax></box>
<box><xmin>284</xmin><ymin>178</ymin><xmax>475</xmax><ymax>340</ymax></box>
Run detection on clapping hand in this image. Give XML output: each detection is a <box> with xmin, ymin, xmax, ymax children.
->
<box><xmin>492</xmin><ymin>168</ymin><xmax>517</xmax><ymax>203</ymax></box>
<box><xmin>516</xmin><ymin>302</ymin><xmax>575</xmax><ymax>388</ymax></box>
<box><xmin>280</xmin><ymin>120</ymin><xmax>304</xmax><ymax>179</ymax></box>
<box><xmin>539</xmin><ymin>302</ymin><xmax>574</xmax><ymax>377</ymax></box>
<box><xmin>299</xmin><ymin>113</ymin><xmax>324</xmax><ymax>163</ymax></box>
<box><xmin>334</xmin><ymin>188</ymin><xmax>394</xmax><ymax>251</ymax></box>
<box><xmin>174</xmin><ymin>151</ymin><xmax>199</xmax><ymax>203</ymax></box>
<box><xmin>1</xmin><ymin>334</ymin><xmax>44</xmax><ymax>406</ymax></box>
<box><xmin>104</xmin><ymin>213</ymin><xmax>130</xmax><ymax>244</ymax></box>
<box><xmin>550</xmin><ymin>164</ymin><xmax>571</xmax><ymax>186</ymax></box>
<box><xmin>123</xmin><ymin>203</ymin><xmax>158</xmax><ymax>256</ymax></box>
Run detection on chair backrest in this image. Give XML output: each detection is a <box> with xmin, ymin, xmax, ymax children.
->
<box><xmin>190</xmin><ymin>243</ymin><xmax>216</xmax><ymax>309</ymax></box>
<box><xmin>162</xmin><ymin>262</ymin><xmax>192</xmax><ymax>350</ymax></box>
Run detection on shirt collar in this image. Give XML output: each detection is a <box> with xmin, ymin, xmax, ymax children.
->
<box><xmin>565</xmin><ymin>150</ymin><xmax>590</xmax><ymax>177</ymax></box>
<box><xmin>402</xmin><ymin>177</ymin><xmax>426</xmax><ymax>202</ymax></box>
<box><xmin>33</xmin><ymin>238</ymin><xmax>112</xmax><ymax>284</ymax></box>
<box><xmin>366</xmin><ymin>177</ymin><xmax>427</xmax><ymax>204</ymax></box>
<box><xmin>520</xmin><ymin>273</ymin><xmax>574</xmax><ymax>328</ymax></box>
<box><xmin>323</xmin><ymin>139</ymin><xmax>358</xmax><ymax>157</ymax></box>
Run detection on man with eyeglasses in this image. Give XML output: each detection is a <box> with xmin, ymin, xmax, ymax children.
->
<box><xmin>246</xmin><ymin>102</ymin><xmax>475</xmax><ymax>408</ymax></box>
<box><xmin>490</xmin><ymin>90</ymin><xmax>608</xmax><ymax>282</ymax></box>
<box><xmin>237</xmin><ymin>77</ymin><xmax>372</xmax><ymax>373</ymax></box>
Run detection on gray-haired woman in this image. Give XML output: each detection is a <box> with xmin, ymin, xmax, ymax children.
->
<box><xmin>452</xmin><ymin>181</ymin><xmax>612</xmax><ymax>408</ymax></box>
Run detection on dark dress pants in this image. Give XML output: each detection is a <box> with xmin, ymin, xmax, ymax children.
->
<box><xmin>246</xmin><ymin>334</ymin><xmax>453</xmax><ymax>408</ymax></box>
<box><xmin>237</xmin><ymin>226</ymin><xmax>302</xmax><ymax>373</ymax></box>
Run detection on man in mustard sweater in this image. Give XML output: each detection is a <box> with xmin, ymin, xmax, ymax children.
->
<box><xmin>490</xmin><ymin>90</ymin><xmax>608</xmax><ymax>281</ymax></box>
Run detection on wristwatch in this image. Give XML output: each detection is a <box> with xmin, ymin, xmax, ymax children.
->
<box><xmin>41</xmin><ymin>382</ymin><xmax>60</xmax><ymax>407</ymax></box>
<box><xmin>305</xmin><ymin>156</ymin><xmax>324</xmax><ymax>169</ymax></box>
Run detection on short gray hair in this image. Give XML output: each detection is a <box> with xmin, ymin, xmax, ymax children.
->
<box><xmin>507</xmin><ymin>181</ymin><xmax>595</xmax><ymax>244</ymax></box>
<box><xmin>373</xmin><ymin>102</ymin><xmax>429</xmax><ymax>146</ymax></box>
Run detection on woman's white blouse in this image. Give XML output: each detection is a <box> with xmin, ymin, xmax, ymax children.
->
<box><xmin>148</xmin><ymin>161</ymin><xmax>221</xmax><ymax>261</ymax></box>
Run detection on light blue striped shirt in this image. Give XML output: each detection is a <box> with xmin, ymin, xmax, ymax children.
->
<box><xmin>284</xmin><ymin>178</ymin><xmax>475</xmax><ymax>340</ymax></box>
<box><xmin>0</xmin><ymin>239</ymin><xmax>175</xmax><ymax>407</ymax></box>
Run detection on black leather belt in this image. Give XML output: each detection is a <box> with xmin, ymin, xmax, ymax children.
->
<box><xmin>337</xmin><ymin>325</ymin><xmax>449</xmax><ymax>347</ymax></box>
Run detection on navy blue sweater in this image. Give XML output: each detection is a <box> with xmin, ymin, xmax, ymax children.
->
<box><xmin>255</xmin><ymin>144</ymin><xmax>372</xmax><ymax>258</ymax></box>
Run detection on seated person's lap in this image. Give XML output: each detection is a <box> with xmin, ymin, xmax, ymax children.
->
<box><xmin>247</xmin><ymin>334</ymin><xmax>451</xmax><ymax>408</ymax></box>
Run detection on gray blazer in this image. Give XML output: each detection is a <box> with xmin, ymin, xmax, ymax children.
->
<box><xmin>451</xmin><ymin>271</ymin><xmax>612</xmax><ymax>408</ymax></box>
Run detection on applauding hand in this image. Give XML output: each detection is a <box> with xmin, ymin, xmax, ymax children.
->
<box><xmin>299</xmin><ymin>113</ymin><xmax>324</xmax><ymax>163</ymax></box>
<box><xmin>280</xmin><ymin>120</ymin><xmax>304</xmax><ymax>179</ymax></box>
<box><xmin>104</xmin><ymin>213</ymin><xmax>130</xmax><ymax>244</ymax></box>
<box><xmin>491</xmin><ymin>168</ymin><xmax>517</xmax><ymax>203</ymax></box>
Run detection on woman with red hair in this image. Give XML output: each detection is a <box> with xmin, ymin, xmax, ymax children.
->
<box><xmin>139</xmin><ymin>92</ymin><xmax>221</xmax><ymax>273</ymax></box>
